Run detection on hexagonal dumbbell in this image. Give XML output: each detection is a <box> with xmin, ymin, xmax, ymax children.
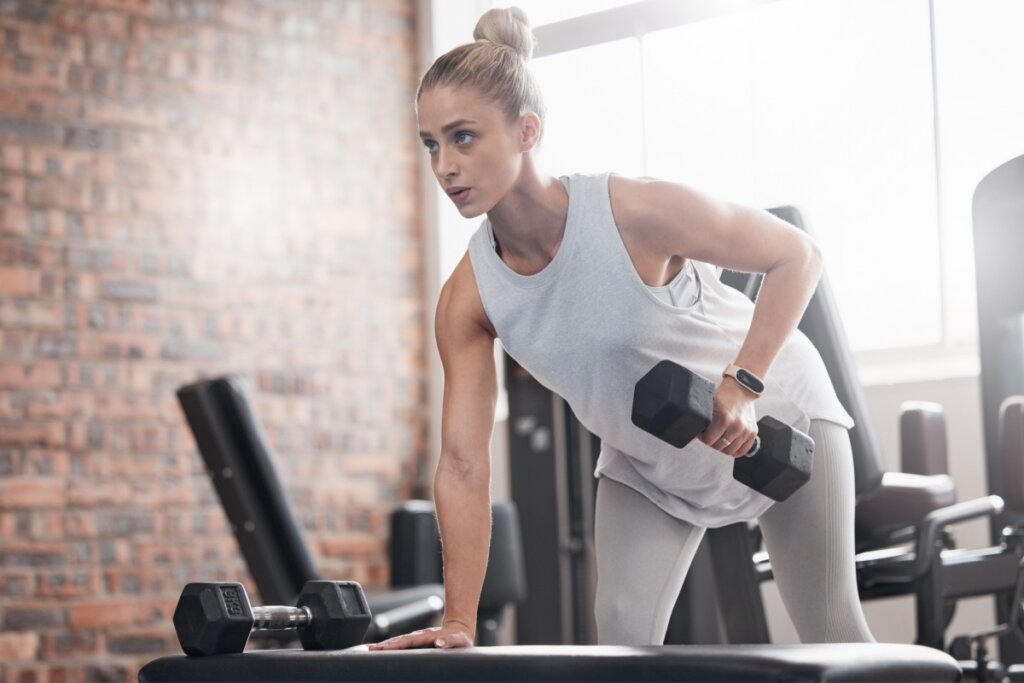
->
<box><xmin>632</xmin><ymin>359</ymin><xmax>814</xmax><ymax>502</ymax></box>
<box><xmin>173</xmin><ymin>580</ymin><xmax>371</xmax><ymax>656</ymax></box>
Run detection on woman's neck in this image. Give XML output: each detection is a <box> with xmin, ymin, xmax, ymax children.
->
<box><xmin>488</xmin><ymin>170</ymin><xmax>569</xmax><ymax>269</ymax></box>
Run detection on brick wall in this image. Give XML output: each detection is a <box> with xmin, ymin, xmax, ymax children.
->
<box><xmin>0</xmin><ymin>0</ymin><xmax>426</xmax><ymax>680</ymax></box>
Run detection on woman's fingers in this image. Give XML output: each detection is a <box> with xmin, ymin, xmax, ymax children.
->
<box><xmin>367</xmin><ymin>626</ymin><xmax>474</xmax><ymax>651</ymax></box>
<box><xmin>728</xmin><ymin>432</ymin><xmax>759</xmax><ymax>459</ymax></box>
<box><xmin>368</xmin><ymin>631</ymin><xmax>437</xmax><ymax>650</ymax></box>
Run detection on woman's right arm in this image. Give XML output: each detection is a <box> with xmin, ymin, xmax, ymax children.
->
<box><xmin>369</xmin><ymin>256</ymin><xmax>497</xmax><ymax>650</ymax></box>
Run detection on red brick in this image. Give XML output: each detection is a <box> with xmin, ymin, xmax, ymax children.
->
<box><xmin>63</xmin><ymin>511</ymin><xmax>97</xmax><ymax>538</ymax></box>
<box><xmin>36</xmin><ymin>569</ymin><xmax>101</xmax><ymax>599</ymax></box>
<box><xmin>37</xmin><ymin>628</ymin><xmax>100</xmax><ymax>660</ymax></box>
<box><xmin>0</xmin><ymin>543</ymin><xmax>66</xmax><ymax>568</ymax></box>
<box><xmin>0</xmin><ymin>421</ymin><xmax>66</xmax><ymax>447</ymax></box>
<box><xmin>319</xmin><ymin>533</ymin><xmax>384</xmax><ymax>559</ymax></box>
<box><xmin>0</xmin><ymin>204</ymin><xmax>29</xmax><ymax>236</ymax></box>
<box><xmin>0</xmin><ymin>571</ymin><xmax>34</xmax><ymax>599</ymax></box>
<box><xmin>66</xmin><ymin>479</ymin><xmax>132</xmax><ymax>506</ymax></box>
<box><xmin>0</xmin><ymin>267</ymin><xmax>34</xmax><ymax>296</ymax></box>
<box><xmin>68</xmin><ymin>600</ymin><xmax>137</xmax><ymax>629</ymax></box>
<box><xmin>0</xmin><ymin>480</ymin><xmax>65</xmax><ymax>509</ymax></box>
<box><xmin>0</xmin><ymin>362</ymin><xmax>62</xmax><ymax>388</ymax></box>
<box><xmin>0</xmin><ymin>632</ymin><xmax>39</xmax><ymax>662</ymax></box>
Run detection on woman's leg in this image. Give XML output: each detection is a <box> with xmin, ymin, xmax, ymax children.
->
<box><xmin>593</xmin><ymin>476</ymin><xmax>706</xmax><ymax>644</ymax></box>
<box><xmin>757</xmin><ymin>419</ymin><xmax>876</xmax><ymax>642</ymax></box>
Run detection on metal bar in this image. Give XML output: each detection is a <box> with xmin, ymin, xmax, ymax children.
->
<box><xmin>533</xmin><ymin>0</ymin><xmax>780</xmax><ymax>59</ymax></box>
<box><xmin>251</xmin><ymin>605</ymin><xmax>311</xmax><ymax>631</ymax></box>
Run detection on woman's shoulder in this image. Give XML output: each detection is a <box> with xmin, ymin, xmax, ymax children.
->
<box><xmin>604</xmin><ymin>172</ymin><xmax>668</xmax><ymax>243</ymax></box>
<box><xmin>438</xmin><ymin>252</ymin><xmax>497</xmax><ymax>339</ymax></box>
<box><xmin>604</xmin><ymin>172</ymin><xmax>727</xmax><ymax>247</ymax></box>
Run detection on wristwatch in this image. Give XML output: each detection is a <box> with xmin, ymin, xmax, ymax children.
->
<box><xmin>722</xmin><ymin>363</ymin><xmax>765</xmax><ymax>396</ymax></box>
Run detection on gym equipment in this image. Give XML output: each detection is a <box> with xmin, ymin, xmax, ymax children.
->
<box><xmin>631</xmin><ymin>359</ymin><xmax>813</xmax><ymax>502</ymax></box>
<box><xmin>138</xmin><ymin>642</ymin><xmax>960</xmax><ymax>682</ymax></box>
<box><xmin>175</xmin><ymin>377</ymin><xmax>446</xmax><ymax>643</ymax></box>
<box><xmin>173</xmin><ymin>580</ymin><xmax>371</xmax><ymax>656</ymax></box>
<box><xmin>946</xmin><ymin>553</ymin><xmax>1024</xmax><ymax>681</ymax></box>
<box><xmin>973</xmin><ymin>152</ymin><xmax>1024</xmax><ymax>664</ymax></box>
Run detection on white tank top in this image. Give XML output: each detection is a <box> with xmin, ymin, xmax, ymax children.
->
<box><xmin>468</xmin><ymin>172</ymin><xmax>854</xmax><ymax>527</ymax></box>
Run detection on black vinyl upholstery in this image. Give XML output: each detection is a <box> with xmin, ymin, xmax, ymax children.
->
<box><xmin>138</xmin><ymin>643</ymin><xmax>960</xmax><ymax>682</ymax></box>
<box><xmin>175</xmin><ymin>376</ymin><xmax>445</xmax><ymax>636</ymax></box>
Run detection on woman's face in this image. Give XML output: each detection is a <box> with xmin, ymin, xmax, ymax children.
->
<box><xmin>418</xmin><ymin>85</ymin><xmax>530</xmax><ymax>218</ymax></box>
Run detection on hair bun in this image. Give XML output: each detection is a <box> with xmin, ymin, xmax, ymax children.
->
<box><xmin>473</xmin><ymin>6</ymin><xmax>535</xmax><ymax>61</ymax></box>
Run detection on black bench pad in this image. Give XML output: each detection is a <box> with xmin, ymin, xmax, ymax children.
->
<box><xmin>139</xmin><ymin>643</ymin><xmax>960</xmax><ymax>682</ymax></box>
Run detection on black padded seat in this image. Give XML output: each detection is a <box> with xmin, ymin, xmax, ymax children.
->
<box><xmin>855</xmin><ymin>472</ymin><xmax>958</xmax><ymax>541</ymax></box>
<box><xmin>138</xmin><ymin>643</ymin><xmax>961</xmax><ymax>682</ymax></box>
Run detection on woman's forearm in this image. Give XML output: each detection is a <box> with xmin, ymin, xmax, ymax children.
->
<box><xmin>732</xmin><ymin>246</ymin><xmax>823</xmax><ymax>381</ymax></box>
<box><xmin>433</xmin><ymin>461</ymin><xmax>492</xmax><ymax>635</ymax></box>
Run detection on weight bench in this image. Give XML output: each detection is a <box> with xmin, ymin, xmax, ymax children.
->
<box><xmin>138</xmin><ymin>643</ymin><xmax>960</xmax><ymax>682</ymax></box>
<box><xmin>175</xmin><ymin>376</ymin><xmax>446</xmax><ymax>640</ymax></box>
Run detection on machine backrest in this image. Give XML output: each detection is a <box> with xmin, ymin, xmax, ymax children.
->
<box><xmin>973</xmin><ymin>153</ymin><xmax>1024</xmax><ymax>525</ymax></box>
<box><xmin>176</xmin><ymin>376</ymin><xmax>319</xmax><ymax>605</ymax></box>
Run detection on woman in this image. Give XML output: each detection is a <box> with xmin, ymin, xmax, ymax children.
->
<box><xmin>369</xmin><ymin>6</ymin><xmax>876</xmax><ymax>650</ymax></box>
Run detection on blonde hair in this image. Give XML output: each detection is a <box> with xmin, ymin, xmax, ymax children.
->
<box><xmin>416</xmin><ymin>6</ymin><xmax>546</xmax><ymax>138</ymax></box>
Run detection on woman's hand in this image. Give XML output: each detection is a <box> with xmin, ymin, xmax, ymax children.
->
<box><xmin>367</xmin><ymin>622</ymin><xmax>474</xmax><ymax>651</ymax></box>
<box><xmin>699</xmin><ymin>378</ymin><xmax>760</xmax><ymax>458</ymax></box>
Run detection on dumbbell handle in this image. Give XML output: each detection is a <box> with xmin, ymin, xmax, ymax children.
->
<box><xmin>251</xmin><ymin>605</ymin><xmax>313</xmax><ymax>631</ymax></box>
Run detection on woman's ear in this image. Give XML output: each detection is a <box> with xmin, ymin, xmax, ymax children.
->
<box><xmin>518</xmin><ymin>111</ymin><xmax>542</xmax><ymax>151</ymax></box>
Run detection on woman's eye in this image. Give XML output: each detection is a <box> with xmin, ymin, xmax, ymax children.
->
<box><xmin>424</xmin><ymin>140</ymin><xmax>437</xmax><ymax>153</ymax></box>
<box><xmin>455</xmin><ymin>131</ymin><xmax>473</xmax><ymax>144</ymax></box>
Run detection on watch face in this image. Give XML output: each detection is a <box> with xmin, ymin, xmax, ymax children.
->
<box><xmin>737</xmin><ymin>368</ymin><xmax>765</xmax><ymax>393</ymax></box>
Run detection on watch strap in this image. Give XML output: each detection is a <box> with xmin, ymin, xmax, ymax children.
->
<box><xmin>723</xmin><ymin>363</ymin><xmax>765</xmax><ymax>396</ymax></box>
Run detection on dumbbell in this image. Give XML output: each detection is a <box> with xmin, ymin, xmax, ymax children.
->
<box><xmin>172</xmin><ymin>580</ymin><xmax>371</xmax><ymax>656</ymax></box>
<box><xmin>632</xmin><ymin>359</ymin><xmax>814</xmax><ymax>502</ymax></box>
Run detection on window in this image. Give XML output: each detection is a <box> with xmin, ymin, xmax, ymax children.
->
<box><xmin>530</xmin><ymin>38</ymin><xmax>644</xmax><ymax>178</ymax></box>
<box><xmin>512</xmin><ymin>0</ymin><xmax>642</xmax><ymax>27</ymax></box>
<box><xmin>644</xmin><ymin>1</ymin><xmax>941</xmax><ymax>352</ymax></box>
<box><xmin>479</xmin><ymin>0</ymin><xmax>1024</xmax><ymax>371</ymax></box>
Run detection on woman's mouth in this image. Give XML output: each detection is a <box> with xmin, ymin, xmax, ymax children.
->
<box><xmin>450</xmin><ymin>188</ymin><xmax>471</xmax><ymax>204</ymax></box>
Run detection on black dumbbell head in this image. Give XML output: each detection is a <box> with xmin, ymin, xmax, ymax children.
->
<box><xmin>632</xmin><ymin>360</ymin><xmax>715</xmax><ymax>447</ymax></box>
<box><xmin>173</xmin><ymin>582</ymin><xmax>254</xmax><ymax>657</ymax></box>
<box><xmin>295</xmin><ymin>581</ymin><xmax>372</xmax><ymax>650</ymax></box>
<box><xmin>733</xmin><ymin>416</ymin><xmax>814</xmax><ymax>502</ymax></box>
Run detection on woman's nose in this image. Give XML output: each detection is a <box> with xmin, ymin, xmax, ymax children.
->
<box><xmin>436</xmin><ymin>148</ymin><xmax>456</xmax><ymax>176</ymax></box>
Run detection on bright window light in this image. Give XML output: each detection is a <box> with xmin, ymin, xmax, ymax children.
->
<box><xmin>476</xmin><ymin>0</ymin><xmax>1024</xmax><ymax>359</ymax></box>
<box><xmin>643</xmin><ymin>0</ymin><xmax>941</xmax><ymax>352</ymax></box>
<box><xmin>510</xmin><ymin>0</ymin><xmax>642</xmax><ymax>27</ymax></box>
<box><xmin>530</xmin><ymin>37</ymin><xmax>644</xmax><ymax>178</ymax></box>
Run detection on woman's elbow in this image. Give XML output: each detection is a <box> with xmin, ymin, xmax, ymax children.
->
<box><xmin>801</xmin><ymin>238</ymin><xmax>825</xmax><ymax>285</ymax></box>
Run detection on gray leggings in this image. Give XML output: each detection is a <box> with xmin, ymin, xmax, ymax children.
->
<box><xmin>594</xmin><ymin>419</ymin><xmax>876</xmax><ymax>645</ymax></box>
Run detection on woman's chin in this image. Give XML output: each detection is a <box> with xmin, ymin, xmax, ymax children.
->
<box><xmin>457</xmin><ymin>204</ymin><xmax>487</xmax><ymax>219</ymax></box>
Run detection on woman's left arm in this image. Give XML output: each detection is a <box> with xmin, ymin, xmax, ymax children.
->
<box><xmin>614</xmin><ymin>176</ymin><xmax>824</xmax><ymax>381</ymax></box>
